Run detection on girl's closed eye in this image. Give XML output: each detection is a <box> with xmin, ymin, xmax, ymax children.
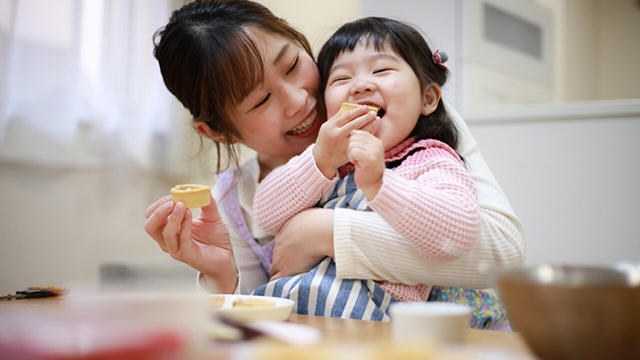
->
<box><xmin>329</xmin><ymin>74</ymin><xmax>351</xmax><ymax>85</ymax></box>
<box><xmin>373</xmin><ymin>68</ymin><xmax>392</xmax><ymax>74</ymax></box>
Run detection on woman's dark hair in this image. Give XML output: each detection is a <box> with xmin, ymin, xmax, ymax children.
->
<box><xmin>317</xmin><ymin>17</ymin><xmax>459</xmax><ymax>153</ymax></box>
<box><xmin>153</xmin><ymin>0</ymin><xmax>312</xmax><ymax>170</ymax></box>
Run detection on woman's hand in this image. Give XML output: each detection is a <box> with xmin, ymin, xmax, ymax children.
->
<box><xmin>314</xmin><ymin>106</ymin><xmax>380</xmax><ymax>179</ymax></box>
<box><xmin>144</xmin><ymin>195</ymin><xmax>238</xmax><ymax>293</ymax></box>
<box><xmin>269</xmin><ymin>208</ymin><xmax>335</xmax><ymax>280</ymax></box>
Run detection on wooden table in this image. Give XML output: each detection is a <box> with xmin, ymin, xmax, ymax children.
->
<box><xmin>287</xmin><ymin>314</ymin><xmax>533</xmax><ymax>355</ymax></box>
<box><xmin>1</xmin><ymin>295</ymin><xmax>534</xmax><ymax>358</ymax></box>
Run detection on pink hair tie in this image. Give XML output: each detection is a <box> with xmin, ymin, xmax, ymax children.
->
<box><xmin>432</xmin><ymin>49</ymin><xmax>448</xmax><ymax>69</ymax></box>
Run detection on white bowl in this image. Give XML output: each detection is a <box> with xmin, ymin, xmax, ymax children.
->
<box><xmin>389</xmin><ymin>302</ymin><xmax>471</xmax><ymax>343</ymax></box>
<box><xmin>210</xmin><ymin>295</ymin><xmax>294</xmax><ymax>323</ymax></box>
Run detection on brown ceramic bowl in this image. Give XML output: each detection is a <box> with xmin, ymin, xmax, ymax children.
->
<box><xmin>492</xmin><ymin>264</ymin><xmax>640</xmax><ymax>360</ymax></box>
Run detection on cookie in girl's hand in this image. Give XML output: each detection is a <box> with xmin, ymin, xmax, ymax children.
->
<box><xmin>170</xmin><ymin>184</ymin><xmax>211</xmax><ymax>208</ymax></box>
<box><xmin>340</xmin><ymin>102</ymin><xmax>379</xmax><ymax>115</ymax></box>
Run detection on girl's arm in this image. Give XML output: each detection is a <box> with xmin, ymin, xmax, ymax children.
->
<box><xmin>253</xmin><ymin>144</ymin><xmax>336</xmax><ymax>235</ymax></box>
<box><xmin>366</xmin><ymin>141</ymin><xmax>481</xmax><ymax>260</ymax></box>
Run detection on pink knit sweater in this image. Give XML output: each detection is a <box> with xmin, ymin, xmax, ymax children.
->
<box><xmin>253</xmin><ymin>138</ymin><xmax>481</xmax><ymax>302</ymax></box>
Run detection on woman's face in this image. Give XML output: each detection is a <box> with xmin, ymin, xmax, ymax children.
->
<box><xmin>228</xmin><ymin>29</ymin><xmax>324</xmax><ymax>158</ymax></box>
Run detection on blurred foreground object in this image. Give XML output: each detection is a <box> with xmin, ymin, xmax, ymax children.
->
<box><xmin>0</xmin><ymin>286</ymin><xmax>69</xmax><ymax>300</ymax></box>
<box><xmin>0</xmin><ymin>290</ymin><xmax>209</xmax><ymax>359</ymax></box>
<box><xmin>493</xmin><ymin>264</ymin><xmax>640</xmax><ymax>360</ymax></box>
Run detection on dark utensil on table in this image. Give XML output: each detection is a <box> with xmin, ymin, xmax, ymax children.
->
<box><xmin>492</xmin><ymin>264</ymin><xmax>640</xmax><ymax>360</ymax></box>
<box><xmin>0</xmin><ymin>286</ymin><xmax>69</xmax><ymax>300</ymax></box>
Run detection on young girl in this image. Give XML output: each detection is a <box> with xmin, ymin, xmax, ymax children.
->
<box><xmin>252</xmin><ymin>17</ymin><xmax>505</xmax><ymax>327</ymax></box>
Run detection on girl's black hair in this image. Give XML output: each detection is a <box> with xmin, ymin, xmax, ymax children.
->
<box><xmin>317</xmin><ymin>17</ymin><xmax>459</xmax><ymax>153</ymax></box>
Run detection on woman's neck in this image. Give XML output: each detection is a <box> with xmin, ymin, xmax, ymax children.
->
<box><xmin>257</xmin><ymin>153</ymin><xmax>291</xmax><ymax>182</ymax></box>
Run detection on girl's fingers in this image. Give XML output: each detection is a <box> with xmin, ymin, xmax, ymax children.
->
<box><xmin>358</xmin><ymin>116</ymin><xmax>381</xmax><ymax>135</ymax></box>
<box><xmin>332</xmin><ymin>106</ymin><xmax>371</xmax><ymax>127</ymax></box>
<box><xmin>343</xmin><ymin>113</ymin><xmax>379</xmax><ymax>133</ymax></box>
<box><xmin>145</xmin><ymin>195</ymin><xmax>173</xmax><ymax>219</ymax></box>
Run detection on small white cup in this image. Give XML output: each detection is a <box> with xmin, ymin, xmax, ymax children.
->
<box><xmin>389</xmin><ymin>302</ymin><xmax>472</xmax><ymax>343</ymax></box>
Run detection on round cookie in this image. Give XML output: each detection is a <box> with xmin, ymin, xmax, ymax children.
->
<box><xmin>170</xmin><ymin>184</ymin><xmax>211</xmax><ymax>209</ymax></box>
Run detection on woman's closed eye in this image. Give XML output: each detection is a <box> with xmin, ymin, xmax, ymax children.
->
<box><xmin>253</xmin><ymin>93</ymin><xmax>271</xmax><ymax>109</ymax></box>
<box><xmin>286</xmin><ymin>55</ymin><xmax>299</xmax><ymax>75</ymax></box>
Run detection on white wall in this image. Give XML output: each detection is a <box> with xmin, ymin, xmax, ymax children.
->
<box><xmin>0</xmin><ymin>162</ymin><xmax>176</xmax><ymax>290</ymax></box>
<box><xmin>466</xmin><ymin>102</ymin><xmax>640</xmax><ymax>266</ymax></box>
<box><xmin>537</xmin><ymin>0</ymin><xmax>640</xmax><ymax>102</ymax></box>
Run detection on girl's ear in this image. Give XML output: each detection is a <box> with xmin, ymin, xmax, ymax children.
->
<box><xmin>193</xmin><ymin>121</ymin><xmax>236</xmax><ymax>144</ymax></box>
<box><xmin>421</xmin><ymin>83</ymin><xmax>442</xmax><ymax>116</ymax></box>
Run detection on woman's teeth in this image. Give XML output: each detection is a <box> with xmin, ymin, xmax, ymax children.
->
<box><xmin>287</xmin><ymin>109</ymin><xmax>317</xmax><ymax>135</ymax></box>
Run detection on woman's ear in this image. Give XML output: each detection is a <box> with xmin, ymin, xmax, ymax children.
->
<box><xmin>193</xmin><ymin>121</ymin><xmax>235</xmax><ymax>144</ymax></box>
<box><xmin>421</xmin><ymin>83</ymin><xmax>442</xmax><ymax>116</ymax></box>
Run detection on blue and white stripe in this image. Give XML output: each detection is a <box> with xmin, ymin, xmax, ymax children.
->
<box><xmin>253</xmin><ymin>257</ymin><xmax>397</xmax><ymax>321</ymax></box>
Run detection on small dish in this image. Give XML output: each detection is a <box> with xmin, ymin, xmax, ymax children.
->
<box><xmin>209</xmin><ymin>294</ymin><xmax>294</xmax><ymax>322</ymax></box>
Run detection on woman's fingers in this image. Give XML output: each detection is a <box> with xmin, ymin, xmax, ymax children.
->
<box><xmin>175</xmin><ymin>208</ymin><xmax>193</xmax><ymax>259</ymax></box>
<box><xmin>144</xmin><ymin>200</ymin><xmax>174</xmax><ymax>248</ymax></box>
<box><xmin>163</xmin><ymin>202</ymin><xmax>187</xmax><ymax>255</ymax></box>
<box><xmin>198</xmin><ymin>194</ymin><xmax>223</xmax><ymax>223</ymax></box>
<box><xmin>268</xmin><ymin>260</ymin><xmax>280</xmax><ymax>277</ymax></box>
<box><xmin>270</xmin><ymin>272</ymin><xmax>282</xmax><ymax>281</ymax></box>
<box><xmin>145</xmin><ymin>195</ymin><xmax>173</xmax><ymax>219</ymax></box>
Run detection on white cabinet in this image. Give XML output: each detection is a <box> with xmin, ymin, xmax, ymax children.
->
<box><xmin>360</xmin><ymin>0</ymin><xmax>555</xmax><ymax>112</ymax></box>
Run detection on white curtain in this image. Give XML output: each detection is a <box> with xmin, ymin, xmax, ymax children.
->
<box><xmin>0</xmin><ymin>0</ymin><xmax>179</xmax><ymax>169</ymax></box>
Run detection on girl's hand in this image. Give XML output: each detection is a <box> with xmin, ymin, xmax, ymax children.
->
<box><xmin>348</xmin><ymin>130</ymin><xmax>385</xmax><ymax>200</ymax></box>
<box><xmin>269</xmin><ymin>208</ymin><xmax>335</xmax><ymax>280</ymax></box>
<box><xmin>144</xmin><ymin>195</ymin><xmax>238</xmax><ymax>293</ymax></box>
<box><xmin>314</xmin><ymin>106</ymin><xmax>380</xmax><ymax>179</ymax></box>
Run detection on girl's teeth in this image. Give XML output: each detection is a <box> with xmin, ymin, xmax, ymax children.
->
<box><xmin>287</xmin><ymin>109</ymin><xmax>317</xmax><ymax>135</ymax></box>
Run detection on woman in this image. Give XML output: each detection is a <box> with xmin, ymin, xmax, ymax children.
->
<box><xmin>144</xmin><ymin>0</ymin><xmax>524</xmax><ymax>302</ymax></box>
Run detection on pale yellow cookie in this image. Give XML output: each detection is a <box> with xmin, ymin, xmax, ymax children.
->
<box><xmin>210</xmin><ymin>295</ymin><xmax>226</xmax><ymax>309</ymax></box>
<box><xmin>170</xmin><ymin>184</ymin><xmax>211</xmax><ymax>209</ymax></box>
<box><xmin>232</xmin><ymin>298</ymin><xmax>276</xmax><ymax>307</ymax></box>
<box><xmin>340</xmin><ymin>102</ymin><xmax>379</xmax><ymax>115</ymax></box>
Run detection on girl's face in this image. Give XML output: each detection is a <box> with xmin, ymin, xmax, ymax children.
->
<box><xmin>324</xmin><ymin>42</ymin><xmax>433</xmax><ymax>151</ymax></box>
<box><xmin>227</xmin><ymin>29</ymin><xmax>324</xmax><ymax>158</ymax></box>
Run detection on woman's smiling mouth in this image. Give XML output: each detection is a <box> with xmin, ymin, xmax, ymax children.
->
<box><xmin>286</xmin><ymin>108</ymin><xmax>317</xmax><ymax>135</ymax></box>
